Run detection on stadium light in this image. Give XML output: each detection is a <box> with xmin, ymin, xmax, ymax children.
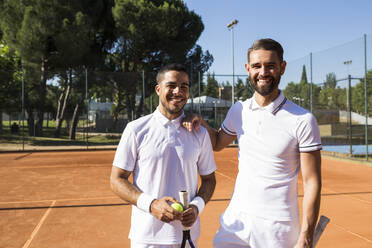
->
<box><xmin>227</xmin><ymin>19</ymin><xmax>238</xmax><ymax>106</ymax></box>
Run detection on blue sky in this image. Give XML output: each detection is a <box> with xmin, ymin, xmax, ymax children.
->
<box><xmin>185</xmin><ymin>0</ymin><xmax>372</xmax><ymax>88</ymax></box>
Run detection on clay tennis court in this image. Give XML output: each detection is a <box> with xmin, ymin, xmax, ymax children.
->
<box><xmin>1</xmin><ymin>148</ymin><xmax>372</xmax><ymax>247</ymax></box>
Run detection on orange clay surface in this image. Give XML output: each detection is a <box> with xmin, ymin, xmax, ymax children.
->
<box><xmin>1</xmin><ymin>148</ymin><xmax>372</xmax><ymax>247</ymax></box>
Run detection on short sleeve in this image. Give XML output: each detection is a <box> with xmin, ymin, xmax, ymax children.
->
<box><xmin>296</xmin><ymin>113</ymin><xmax>322</xmax><ymax>152</ymax></box>
<box><xmin>112</xmin><ymin>124</ymin><xmax>138</xmax><ymax>171</ymax></box>
<box><xmin>197</xmin><ymin>128</ymin><xmax>217</xmax><ymax>176</ymax></box>
<box><xmin>221</xmin><ymin>101</ymin><xmax>243</xmax><ymax>136</ymax></box>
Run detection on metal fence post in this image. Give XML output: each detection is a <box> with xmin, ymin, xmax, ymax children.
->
<box><xmin>348</xmin><ymin>74</ymin><xmax>352</xmax><ymax>155</ymax></box>
<box><xmin>22</xmin><ymin>68</ymin><xmax>25</xmax><ymax>151</ymax></box>
<box><xmin>85</xmin><ymin>68</ymin><xmax>88</xmax><ymax>150</ymax></box>
<box><xmin>364</xmin><ymin>34</ymin><xmax>369</xmax><ymax>160</ymax></box>
<box><xmin>310</xmin><ymin>52</ymin><xmax>313</xmax><ymax>113</ymax></box>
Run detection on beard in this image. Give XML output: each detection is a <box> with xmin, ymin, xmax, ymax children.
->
<box><xmin>160</xmin><ymin>96</ymin><xmax>186</xmax><ymax>115</ymax></box>
<box><xmin>250</xmin><ymin>75</ymin><xmax>281</xmax><ymax>96</ymax></box>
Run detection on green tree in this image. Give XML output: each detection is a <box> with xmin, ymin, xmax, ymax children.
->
<box><xmin>0</xmin><ymin>0</ymin><xmax>115</xmax><ymax>137</ymax></box>
<box><xmin>111</xmin><ymin>0</ymin><xmax>206</xmax><ymax>118</ymax></box>
<box><xmin>351</xmin><ymin>70</ymin><xmax>372</xmax><ymax>115</ymax></box>
<box><xmin>324</xmin><ymin>72</ymin><xmax>337</xmax><ymax>89</ymax></box>
<box><xmin>0</xmin><ymin>41</ymin><xmax>22</xmax><ymax>134</ymax></box>
<box><xmin>300</xmin><ymin>64</ymin><xmax>308</xmax><ymax>84</ymax></box>
<box><xmin>202</xmin><ymin>73</ymin><xmax>218</xmax><ymax>98</ymax></box>
<box><xmin>184</xmin><ymin>45</ymin><xmax>214</xmax><ymax>99</ymax></box>
<box><xmin>235</xmin><ymin>77</ymin><xmax>254</xmax><ymax>101</ymax></box>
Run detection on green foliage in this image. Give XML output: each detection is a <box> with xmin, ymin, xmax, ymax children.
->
<box><xmin>235</xmin><ymin>77</ymin><xmax>254</xmax><ymax>101</ymax></box>
<box><xmin>300</xmin><ymin>64</ymin><xmax>308</xmax><ymax>84</ymax></box>
<box><xmin>351</xmin><ymin>70</ymin><xmax>372</xmax><ymax>115</ymax></box>
<box><xmin>324</xmin><ymin>72</ymin><xmax>337</xmax><ymax>89</ymax></box>
<box><xmin>0</xmin><ymin>41</ymin><xmax>22</xmax><ymax>113</ymax></box>
<box><xmin>318</xmin><ymin>87</ymin><xmax>346</xmax><ymax>110</ymax></box>
<box><xmin>202</xmin><ymin>73</ymin><xmax>218</xmax><ymax>98</ymax></box>
<box><xmin>112</xmin><ymin>0</ymin><xmax>203</xmax><ymax>67</ymax></box>
<box><xmin>0</xmin><ymin>0</ymin><xmax>212</xmax><ymax>139</ymax></box>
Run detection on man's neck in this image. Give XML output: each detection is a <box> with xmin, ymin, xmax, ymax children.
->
<box><xmin>157</xmin><ymin>106</ymin><xmax>182</xmax><ymax>120</ymax></box>
<box><xmin>254</xmin><ymin>89</ymin><xmax>280</xmax><ymax>107</ymax></box>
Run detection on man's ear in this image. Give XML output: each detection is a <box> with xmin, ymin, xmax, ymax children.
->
<box><xmin>280</xmin><ymin>61</ymin><xmax>287</xmax><ymax>75</ymax></box>
<box><xmin>155</xmin><ymin>84</ymin><xmax>160</xmax><ymax>96</ymax></box>
<box><xmin>245</xmin><ymin>63</ymin><xmax>249</xmax><ymax>73</ymax></box>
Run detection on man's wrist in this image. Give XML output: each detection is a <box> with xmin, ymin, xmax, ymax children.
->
<box><xmin>190</xmin><ymin>196</ymin><xmax>205</xmax><ymax>215</ymax></box>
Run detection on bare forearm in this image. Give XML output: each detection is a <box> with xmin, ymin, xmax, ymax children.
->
<box><xmin>197</xmin><ymin>173</ymin><xmax>216</xmax><ymax>204</ymax></box>
<box><xmin>301</xmin><ymin>179</ymin><xmax>321</xmax><ymax>238</ymax></box>
<box><xmin>296</xmin><ymin>150</ymin><xmax>322</xmax><ymax>247</ymax></box>
<box><xmin>110</xmin><ymin>175</ymin><xmax>141</xmax><ymax>206</ymax></box>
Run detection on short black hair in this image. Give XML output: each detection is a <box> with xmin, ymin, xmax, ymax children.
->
<box><xmin>156</xmin><ymin>63</ymin><xmax>189</xmax><ymax>84</ymax></box>
<box><xmin>247</xmin><ymin>38</ymin><xmax>284</xmax><ymax>62</ymax></box>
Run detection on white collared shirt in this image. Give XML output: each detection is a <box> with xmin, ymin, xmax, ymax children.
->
<box><xmin>113</xmin><ymin>108</ymin><xmax>216</xmax><ymax>244</ymax></box>
<box><xmin>222</xmin><ymin>91</ymin><xmax>322</xmax><ymax>221</ymax></box>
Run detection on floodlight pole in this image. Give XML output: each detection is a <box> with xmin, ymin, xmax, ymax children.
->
<box><xmin>227</xmin><ymin>19</ymin><xmax>238</xmax><ymax>106</ymax></box>
<box><xmin>343</xmin><ymin>60</ymin><xmax>353</xmax><ymax>155</ymax></box>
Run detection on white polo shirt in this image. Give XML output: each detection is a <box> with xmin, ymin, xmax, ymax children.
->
<box><xmin>222</xmin><ymin>91</ymin><xmax>322</xmax><ymax>221</ymax></box>
<box><xmin>113</xmin><ymin>108</ymin><xmax>216</xmax><ymax>244</ymax></box>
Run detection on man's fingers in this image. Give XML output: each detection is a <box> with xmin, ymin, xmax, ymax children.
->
<box><xmin>181</xmin><ymin>206</ymin><xmax>197</xmax><ymax>227</ymax></box>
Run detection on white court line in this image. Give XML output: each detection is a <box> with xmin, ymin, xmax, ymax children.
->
<box><xmin>22</xmin><ymin>200</ymin><xmax>56</xmax><ymax>248</ymax></box>
<box><xmin>215</xmin><ymin>171</ymin><xmax>235</xmax><ymax>181</ymax></box>
<box><xmin>0</xmin><ymin>196</ymin><xmax>118</xmax><ymax>205</ymax></box>
<box><xmin>333</xmin><ymin>222</ymin><xmax>372</xmax><ymax>244</ymax></box>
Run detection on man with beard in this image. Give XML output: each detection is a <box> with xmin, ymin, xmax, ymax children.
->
<box><xmin>111</xmin><ymin>63</ymin><xmax>216</xmax><ymax>248</ymax></box>
<box><xmin>183</xmin><ymin>39</ymin><xmax>322</xmax><ymax>248</ymax></box>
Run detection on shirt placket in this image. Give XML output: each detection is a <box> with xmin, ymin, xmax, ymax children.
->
<box><xmin>256</xmin><ymin>109</ymin><xmax>264</xmax><ymax>136</ymax></box>
<box><xmin>167</xmin><ymin>123</ymin><xmax>176</xmax><ymax>145</ymax></box>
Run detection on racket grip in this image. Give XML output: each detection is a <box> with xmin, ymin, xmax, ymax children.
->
<box><xmin>179</xmin><ymin>191</ymin><xmax>190</xmax><ymax>230</ymax></box>
<box><xmin>179</xmin><ymin>190</ymin><xmax>189</xmax><ymax>208</ymax></box>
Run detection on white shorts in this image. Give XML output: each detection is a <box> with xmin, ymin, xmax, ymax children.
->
<box><xmin>131</xmin><ymin>240</ymin><xmax>198</xmax><ymax>248</ymax></box>
<box><xmin>213</xmin><ymin>208</ymin><xmax>300</xmax><ymax>248</ymax></box>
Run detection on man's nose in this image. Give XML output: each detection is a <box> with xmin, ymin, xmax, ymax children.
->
<box><xmin>259</xmin><ymin>66</ymin><xmax>269</xmax><ymax>76</ymax></box>
<box><xmin>173</xmin><ymin>86</ymin><xmax>181</xmax><ymax>94</ymax></box>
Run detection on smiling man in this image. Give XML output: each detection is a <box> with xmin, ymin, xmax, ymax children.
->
<box><xmin>182</xmin><ymin>39</ymin><xmax>322</xmax><ymax>248</ymax></box>
<box><xmin>110</xmin><ymin>63</ymin><xmax>216</xmax><ymax>248</ymax></box>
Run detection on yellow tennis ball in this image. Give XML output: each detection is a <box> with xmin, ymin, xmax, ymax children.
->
<box><xmin>171</xmin><ymin>202</ymin><xmax>183</xmax><ymax>212</ymax></box>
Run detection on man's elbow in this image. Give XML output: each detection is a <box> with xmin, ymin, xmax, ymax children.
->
<box><xmin>110</xmin><ymin>174</ymin><xmax>119</xmax><ymax>193</ymax></box>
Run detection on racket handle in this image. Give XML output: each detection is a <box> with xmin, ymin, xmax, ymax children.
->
<box><xmin>179</xmin><ymin>190</ymin><xmax>189</xmax><ymax>208</ymax></box>
<box><xmin>179</xmin><ymin>191</ymin><xmax>190</xmax><ymax>230</ymax></box>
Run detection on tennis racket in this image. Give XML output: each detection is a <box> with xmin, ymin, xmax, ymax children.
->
<box><xmin>179</xmin><ymin>191</ymin><xmax>196</xmax><ymax>248</ymax></box>
<box><xmin>313</xmin><ymin>215</ymin><xmax>330</xmax><ymax>247</ymax></box>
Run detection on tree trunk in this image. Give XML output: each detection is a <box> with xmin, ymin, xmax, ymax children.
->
<box><xmin>112</xmin><ymin>90</ymin><xmax>123</xmax><ymax>131</ymax></box>
<box><xmin>35</xmin><ymin>60</ymin><xmax>47</xmax><ymax>136</ymax></box>
<box><xmin>55</xmin><ymin>70</ymin><xmax>72</xmax><ymax>137</ymax></box>
<box><xmin>24</xmin><ymin>95</ymin><xmax>35</xmax><ymax>136</ymax></box>
<box><xmin>69</xmin><ymin>97</ymin><xmax>85</xmax><ymax>140</ymax></box>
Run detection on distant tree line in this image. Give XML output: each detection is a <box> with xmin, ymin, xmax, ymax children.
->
<box><xmin>283</xmin><ymin>65</ymin><xmax>372</xmax><ymax>116</ymax></box>
<box><xmin>0</xmin><ymin>0</ymin><xmax>213</xmax><ymax>138</ymax></box>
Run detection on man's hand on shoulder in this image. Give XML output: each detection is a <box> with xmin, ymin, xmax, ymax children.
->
<box><xmin>182</xmin><ymin>112</ymin><xmax>202</xmax><ymax>132</ymax></box>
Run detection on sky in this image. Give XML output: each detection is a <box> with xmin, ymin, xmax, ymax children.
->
<box><xmin>185</xmin><ymin>0</ymin><xmax>372</xmax><ymax>88</ymax></box>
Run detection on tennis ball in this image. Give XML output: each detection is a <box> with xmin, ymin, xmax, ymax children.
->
<box><xmin>171</xmin><ymin>202</ymin><xmax>183</xmax><ymax>212</ymax></box>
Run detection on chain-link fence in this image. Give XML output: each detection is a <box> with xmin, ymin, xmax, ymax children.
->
<box><xmin>283</xmin><ymin>34</ymin><xmax>372</xmax><ymax>159</ymax></box>
<box><xmin>1</xmin><ymin>34</ymin><xmax>372</xmax><ymax>158</ymax></box>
